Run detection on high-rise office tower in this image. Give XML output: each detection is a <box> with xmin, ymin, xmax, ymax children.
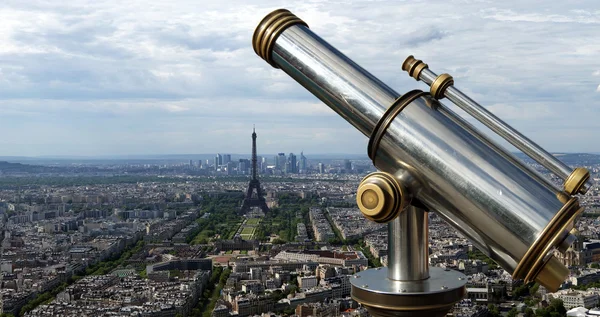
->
<box><xmin>318</xmin><ymin>162</ymin><xmax>325</xmax><ymax>174</ymax></box>
<box><xmin>226</xmin><ymin>161</ymin><xmax>236</xmax><ymax>175</ymax></box>
<box><xmin>287</xmin><ymin>153</ymin><xmax>297</xmax><ymax>173</ymax></box>
<box><xmin>223</xmin><ymin>154</ymin><xmax>232</xmax><ymax>165</ymax></box>
<box><xmin>300</xmin><ymin>152</ymin><xmax>307</xmax><ymax>173</ymax></box>
<box><xmin>238</xmin><ymin>159</ymin><xmax>250</xmax><ymax>174</ymax></box>
<box><xmin>344</xmin><ymin>159</ymin><xmax>352</xmax><ymax>173</ymax></box>
<box><xmin>277</xmin><ymin>153</ymin><xmax>286</xmax><ymax>170</ymax></box>
<box><xmin>256</xmin><ymin>156</ymin><xmax>263</xmax><ymax>173</ymax></box>
<box><xmin>189</xmin><ymin>159</ymin><xmax>193</xmax><ymax>167</ymax></box>
<box><xmin>214</xmin><ymin>154</ymin><xmax>222</xmax><ymax>170</ymax></box>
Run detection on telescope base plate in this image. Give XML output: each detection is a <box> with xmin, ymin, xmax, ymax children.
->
<box><xmin>350</xmin><ymin>267</ymin><xmax>466</xmax><ymax>317</ymax></box>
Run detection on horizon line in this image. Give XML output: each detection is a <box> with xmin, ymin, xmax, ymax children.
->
<box><xmin>1</xmin><ymin>151</ymin><xmax>599</xmax><ymax>160</ymax></box>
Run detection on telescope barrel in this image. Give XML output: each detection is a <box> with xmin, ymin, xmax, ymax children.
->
<box><xmin>253</xmin><ymin>9</ymin><xmax>582</xmax><ymax>291</ymax></box>
<box><xmin>253</xmin><ymin>9</ymin><xmax>394</xmax><ymax>137</ymax></box>
<box><xmin>403</xmin><ymin>57</ymin><xmax>590</xmax><ymax>195</ymax></box>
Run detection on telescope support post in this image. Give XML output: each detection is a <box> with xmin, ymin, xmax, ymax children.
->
<box><xmin>351</xmin><ymin>203</ymin><xmax>466</xmax><ymax>317</ymax></box>
<box><xmin>388</xmin><ymin>206</ymin><xmax>429</xmax><ymax>281</ymax></box>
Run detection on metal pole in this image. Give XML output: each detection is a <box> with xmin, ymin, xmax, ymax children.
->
<box><xmin>387</xmin><ymin>206</ymin><xmax>429</xmax><ymax>281</ymax></box>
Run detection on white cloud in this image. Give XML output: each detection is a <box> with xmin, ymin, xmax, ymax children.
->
<box><xmin>0</xmin><ymin>0</ymin><xmax>598</xmax><ymax>155</ymax></box>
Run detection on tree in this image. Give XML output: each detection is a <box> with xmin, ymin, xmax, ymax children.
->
<box><xmin>487</xmin><ymin>304</ymin><xmax>501</xmax><ymax>317</ymax></box>
<box><xmin>549</xmin><ymin>299</ymin><xmax>566</xmax><ymax>315</ymax></box>
<box><xmin>272</xmin><ymin>238</ymin><xmax>286</xmax><ymax>245</ymax></box>
<box><xmin>533</xmin><ymin>299</ymin><xmax>566</xmax><ymax>317</ymax></box>
<box><xmin>530</xmin><ymin>283</ymin><xmax>540</xmax><ymax>296</ymax></box>
<box><xmin>507</xmin><ymin>308</ymin><xmax>518</xmax><ymax>317</ymax></box>
<box><xmin>513</xmin><ymin>283</ymin><xmax>533</xmax><ymax>299</ymax></box>
<box><xmin>525</xmin><ymin>308</ymin><xmax>535</xmax><ymax>317</ymax></box>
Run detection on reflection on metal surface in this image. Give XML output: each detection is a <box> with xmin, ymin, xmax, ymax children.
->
<box><xmin>401</xmin><ymin>55</ymin><xmax>591</xmax><ymax>194</ymax></box>
<box><xmin>368</xmin><ymin>90</ymin><xmax>428</xmax><ymax>160</ymax></box>
<box><xmin>370</xmin><ymin>94</ymin><xmax>577</xmax><ymax>291</ymax></box>
<box><xmin>252</xmin><ymin>9</ymin><xmax>308</xmax><ymax>68</ymax></box>
<box><xmin>387</xmin><ymin>207</ymin><xmax>429</xmax><ymax>281</ymax></box>
<box><xmin>252</xmin><ymin>8</ymin><xmax>583</xmax><ymax>315</ymax></box>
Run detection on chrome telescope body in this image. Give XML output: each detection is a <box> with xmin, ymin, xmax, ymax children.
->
<box><xmin>253</xmin><ymin>9</ymin><xmax>588</xmax><ymax>316</ymax></box>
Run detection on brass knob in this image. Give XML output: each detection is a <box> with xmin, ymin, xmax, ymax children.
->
<box><xmin>357</xmin><ymin>172</ymin><xmax>408</xmax><ymax>223</ymax></box>
<box><xmin>564</xmin><ymin>167</ymin><xmax>590</xmax><ymax>195</ymax></box>
<box><xmin>402</xmin><ymin>55</ymin><xmax>428</xmax><ymax>81</ymax></box>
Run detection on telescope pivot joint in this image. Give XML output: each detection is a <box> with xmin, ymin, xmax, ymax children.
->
<box><xmin>357</xmin><ymin>172</ymin><xmax>410</xmax><ymax>223</ymax></box>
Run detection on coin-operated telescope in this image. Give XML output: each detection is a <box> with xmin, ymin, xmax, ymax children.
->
<box><xmin>252</xmin><ymin>9</ymin><xmax>591</xmax><ymax>317</ymax></box>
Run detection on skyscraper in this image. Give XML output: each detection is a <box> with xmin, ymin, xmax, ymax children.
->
<box><xmin>318</xmin><ymin>162</ymin><xmax>325</xmax><ymax>174</ymax></box>
<box><xmin>287</xmin><ymin>153</ymin><xmax>297</xmax><ymax>174</ymax></box>
<box><xmin>300</xmin><ymin>152</ymin><xmax>307</xmax><ymax>174</ymax></box>
<box><xmin>277</xmin><ymin>153</ymin><xmax>286</xmax><ymax>171</ymax></box>
<box><xmin>256</xmin><ymin>156</ymin><xmax>263</xmax><ymax>173</ymax></box>
<box><xmin>215</xmin><ymin>154</ymin><xmax>222</xmax><ymax>170</ymax></box>
<box><xmin>344</xmin><ymin>159</ymin><xmax>352</xmax><ymax>173</ymax></box>
<box><xmin>223</xmin><ymin>154</ymin><xmax>232</xmax><ymax>165</ymax></box>
<box><xmin>238</xmin><ymin>159</ymin><xmax>250</xmax><ymax>174</ymax></box>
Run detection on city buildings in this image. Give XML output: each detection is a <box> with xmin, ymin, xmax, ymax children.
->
<box><xmin>0</xmin><ymin>149</ymin><xmax>598</xmax><ymax>317</ymax></box>
<box><xmin>309</xmin><ymin>207</ymin><xmax>335</xmax><ymax>242</ymax></box>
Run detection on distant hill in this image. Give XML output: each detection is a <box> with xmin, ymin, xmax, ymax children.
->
<box><xmin>0</xmin><ymin>161</ymin><xmax>58</xmax><ymax>173</ymax></box>
<box><xmin>0</xmin><ymin>152</ymin><xmax>597</xmax><ymax>169</ymax></box>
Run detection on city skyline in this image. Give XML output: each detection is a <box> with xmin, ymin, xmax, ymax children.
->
<box><xmin>0</xmin><ymin>1</ymin><xmax>598</xmax><ymax>156</ymax></box>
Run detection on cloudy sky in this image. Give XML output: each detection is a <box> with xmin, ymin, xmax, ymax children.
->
<box><xmin>0</xmin><ymin>0</ymin><xmax>598</xmax><ymax>156</ymax></box>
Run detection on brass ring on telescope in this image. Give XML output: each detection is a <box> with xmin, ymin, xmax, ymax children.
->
<box><xmin>513</xmin><ymin>195</ymin><xmax>579</xmax><ymax>280</ymax></box>
<box><xmin>402</xmin><ymin>55</ymin><xmax>428</xmax><ymax>81</ymax></box>
<box><xmin>368</xmin><ymin>90</ymin><xmax>428</xmax><ymax>161</ymax></box>
<box><xmin>512</xmin><ymin>196</ymin><xmax>582</xmax><ymax>287</ymax></box>
<box><xmin>564</xmin><ymin>167</ymin><xmax>590</xmax><ymax>195</ymax></box>
<box><xmin>430</xmin><ymin>73</ymin><xmax>454</xmax><ymax>99</ymax></box>
<box><xmin>252</xmin><ymin>9</ymin><xmax>308</xmax><ymax>68</ymax></box>
<box><xmin>526</xmin><ymin>202</ymin><xmax>583</xmax><ymax>289</ymax></box>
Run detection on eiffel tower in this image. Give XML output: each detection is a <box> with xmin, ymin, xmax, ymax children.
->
<box><xmin>240</xmin><ymin>126</ymin><xmax>269</xmax><ymax>214</ymax></box>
